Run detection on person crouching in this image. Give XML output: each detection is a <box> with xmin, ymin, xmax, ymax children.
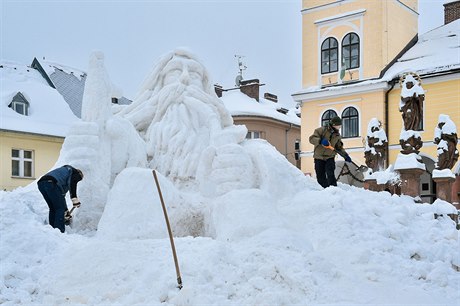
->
<box><xmin>37</xmin><ymin>165</ymin><xmax>83</xmax><ymax>233</ymax></box>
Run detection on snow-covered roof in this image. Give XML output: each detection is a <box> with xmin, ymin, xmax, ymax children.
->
<box><xmin>220</xmin><ymin>91</ymin><xmax>300</xmax><ymax>125</ymax></box>
<box><xmin>41</xmin><ymin>60</ymin><xmax>86</xmax><ymax>81</ymax></box>
<box><xmin>383</xmin><ymin>19</ymin><xmax>460</xmax><ymax>80</ymax></box>
<box><xmin>0</xmin><ymin>61</ymin><xmax>79</xmax><ymax>137</ymax></box>
<box><xmin>34</xmin><ymin>59</ymin><xmax>131</xmax><ymax>118</ymax></box>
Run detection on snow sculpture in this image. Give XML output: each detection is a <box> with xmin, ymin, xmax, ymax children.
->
<box><xmin>118</xmin><ymin>49</ymin><xmax>307</xmax><ymax>198</ymax></box>
<box><xmin>53</xmin><ymin>48</ymin><xmax>310</xmax><ymax>236</ymax></box>
<box><xmin>434</xmin><ymin>114</ymin><xmax>459</xmax><ymax>170</ymax></box>
<box><xmin>55</xmin><ymin>51</ymin><xmax>146</xmax><ymax>230</ymax></box>
<box><xmin>118</xmin><ymin>50</ymin><xmax>246</xmax><ymax>189</ymax></box>
<box><xmin>364</xmin><ymin>118</ymin><xmax>387</xmax><ymax>172</ymax></box>
<box><xmin>99</xmin><ymin>48</ymin><xmax>310</xmax><ymax>239</ymax></box>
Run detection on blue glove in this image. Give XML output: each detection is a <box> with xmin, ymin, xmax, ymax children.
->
<box><xmin>320</xmin><ymin>138</ymin><xmax>329</xmax><ymax>146</ymax></box>
<box><xmin>344</xmin><ymin>155</ymin><xmax>352</xmax><ymax>163</ymax></box>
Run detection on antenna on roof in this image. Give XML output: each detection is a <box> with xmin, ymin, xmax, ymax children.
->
<box><xmin>234</xmin><ymin>55</ymin><xmax>246</xmax><ymax>87</ymax></box>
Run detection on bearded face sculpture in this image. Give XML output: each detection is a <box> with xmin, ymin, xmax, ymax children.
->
<box><xmin>118</xmin><ymin>49</ymin><xmax>250</xmax><ymax>191</ymax></box>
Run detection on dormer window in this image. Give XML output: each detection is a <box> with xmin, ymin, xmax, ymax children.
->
<box><xmin>321</xmin><ymin>38</ymin><xmax>338</xmax><ymax>74</ymax></box>
<box><xmin>342</xmin><ymin>33</ymin><xmax>360</xmax><ymax>69</ymax></box>
<box><xmin>9</xmin><ymin>92</ymin><xmax>29</xmax><ymax>116</ymax></box>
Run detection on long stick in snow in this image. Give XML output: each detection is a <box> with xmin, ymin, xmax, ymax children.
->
<box><xmin>152</xmin><ymin>170</ymin><xmax>183</xmax><ymax>289</ymax></box>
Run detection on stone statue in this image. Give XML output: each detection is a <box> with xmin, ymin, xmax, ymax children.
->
<box><xmin>399</xmin><ymin>73</ymin><xmax>424</xmax><ymax>131</ymax></box>
<box><xmin>434</xmin><ymin>114</ymin><xmax>459</xmax><ymax>170</ymax></box>
<box><xmin>364</xmin><ymin>118</ymin><xmax>387</xmax><ymax>172</ymax></box>
<box><xmin>398</xmin><ymin>73</ymin><xmax>425</xmax><ymax>155</ymax></box>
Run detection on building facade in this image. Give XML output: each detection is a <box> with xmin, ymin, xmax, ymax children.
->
<box><xmin>218</xmin><ymin>80</ymin><xmax>301</xmax><ymax>168</ymax></box>
<box><xmin>0</xmin><ymin>61</ymin><xmax>78</xmax><ymax>190</ymax></box>
<box><xmin>293</xmin><ymin>0</ymin><xmax>460</xmax><ymax>203</ymax></box>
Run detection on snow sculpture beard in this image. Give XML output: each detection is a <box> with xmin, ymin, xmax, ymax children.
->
<box><xmin>119</xmin><ymin>50</ymin><xmax>235</xmax><ymax>186</ymax></box>
<box><xmin>145</xmin><ymin>81</ymin><xmax>225</xmax><ymax>184</ymax></box>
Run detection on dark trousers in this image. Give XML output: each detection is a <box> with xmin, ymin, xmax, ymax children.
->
<box><xmin>314</xmin><ymin>158</ymin><xmax>337</xmax><ymax>188</ymax></box>
<box><xmin>38</xmin><ymin>180</ymin><xmax>67</xmax><ymax>233</ymax></box>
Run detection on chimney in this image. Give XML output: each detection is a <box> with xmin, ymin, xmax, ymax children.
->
<box><xmin>444</xmin><ymin>0</ymin><xmax>460</xmax><ymax>24</ymax></box>
<box><xmin>240</xmin><ymin>79</ymin><xmax>260</xmax><ymax>102</ymax></box>
<box><xmin>214</xmin><ymin>84</ymin><xmax>223</xmax><ymax>98</ymax></box>
<box><xmin>264</xmin><ymin>92</ymin><xmax>278</xmax><ymax>103</ymax></box>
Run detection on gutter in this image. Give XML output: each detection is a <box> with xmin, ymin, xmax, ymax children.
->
<box><xmin>285</xmin><ymin>123</ymin><xmax>292</xmax><ymax>158</ymax></box>
<box><xmin>384</xmin><ymin>79</ymin><xmax>397</xmax><ymax>168</ymax></box>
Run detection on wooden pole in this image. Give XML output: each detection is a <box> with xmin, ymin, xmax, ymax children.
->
<box><xmin>152</xmin><ymin>170</ymin><xmax>183</xmax><ymax>289</ymax></box>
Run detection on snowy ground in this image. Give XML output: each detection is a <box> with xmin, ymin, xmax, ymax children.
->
<box><xmin>1</xmin><ymin>179</ymin><xmax>459</xmax><ymax>305</ymax></box>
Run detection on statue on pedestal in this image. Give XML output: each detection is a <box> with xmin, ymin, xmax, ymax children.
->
<box><xmin>364</xmin><ymin>118</ymin><xmax>387</xmax><ymax>172</ymax></box>
<box><xmin>434</xmin><ymin>114</ymin><xmax>459</xmax><ymax>170</ymax></box>
<box><xmin>398</xmin><ymin>73</ymin><xmax>425</xmax><ymax>154</ymax></box>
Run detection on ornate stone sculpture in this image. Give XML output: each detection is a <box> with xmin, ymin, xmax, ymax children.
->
<box><xmin>434</xmin><ymin>114</ymin><xmax>459</xmax><ymax>170</ymax></box>
<box><xmin>399</xmin><ymin>73</ymin><xmax>424</xmax><ymax>131</ymax></box>
<box><xmin>364</xmin><ymin>118</ymin><xmax>387</xmax><ymax>172</ymax></box>
<box><xmin>398</xmin><ymin>73</ymin><xmax>425</xmax><ymax>154</ymax></box>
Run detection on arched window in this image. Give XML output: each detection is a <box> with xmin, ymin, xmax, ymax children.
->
<box><xmin>342</xmin><ymin>33</ymin><xmax>360</xmax><ymax>69</ymax></box>
<box><xmin>321</xmin><ymin>109</ymin><xmax>338</xmax><ymax>127</ymax></box>
<box><xmin>342</xmin><ymin>107</ymin><xmax>359</xmax><ymax>138</ymax></box>
<box><xmin>8</xmin><ymin>92</ymin><xmax>29</xmax><ymax>116</ymax></box>
<box><xmin>321</xmin><ymin>38</ymin><xmax>338</xmax><ymax>74</ymax></box>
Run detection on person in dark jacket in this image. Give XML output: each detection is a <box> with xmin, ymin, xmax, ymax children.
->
<box><xmin>309</xmin><ymin>116</ymin><xmax>351</xmax><ymax>188</ymax></box>
<box><xmin>37</xmin><ymin>165</ymin><xmax>83</xmax><ymax>232</ymax></box>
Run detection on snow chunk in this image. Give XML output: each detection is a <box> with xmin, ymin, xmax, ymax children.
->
<box><xmin>365</xmin><ymin>165</ymin><xmax>400</xmax><ymax>185</ymax></box>
<box><xmin>432</xmin><ymin>169</ymin><xmax>456</xmax><ymax>179</ymax></box>
<box><xmin>394</xmin><ymin>153</ymin><xmax>426</xmax><ymax>170</ymax></box>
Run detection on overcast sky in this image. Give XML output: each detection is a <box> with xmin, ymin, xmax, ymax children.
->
<box><xmin>1</xmin><ymin>0</ymin><xmax>445</xmax><ymax>106</ymax></box>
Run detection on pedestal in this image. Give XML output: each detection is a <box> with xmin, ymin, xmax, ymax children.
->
<box><xmin>397</xmin><ymin>168</ymin><xmax>425</xmax><ymax>198</ymax></box>
<box><xmin>433</xmin><ymin>176</ymin><xmax>455</xmax><ymax>203</ymax></box>
<box><xmin>364</xmin><ymin>179</ymin><xmax>380</xmax><ymax>192</ymax></box>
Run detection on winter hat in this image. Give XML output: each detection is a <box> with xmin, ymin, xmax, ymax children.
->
<box><xmin>330</xmin><ymin>116</ymin><xmax>342</xmax><ymax>126</ymax></box>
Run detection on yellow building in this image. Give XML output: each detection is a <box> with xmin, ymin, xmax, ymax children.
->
<box><xmin>293</xmin><ymin>0</ymin><xmax>460</xmax><ymax>203</ymax></box>
<box><xmin>0</xmin><ymin>62</ymin><xmax>78</xmax><ymax>191</ymax></box>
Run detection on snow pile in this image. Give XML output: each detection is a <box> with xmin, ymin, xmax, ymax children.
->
<box><xmin>365</xmin><ymin>164</ymin><xmax>400</xmax><ymax>185</ymax></box>
<box><xmin>1</xmin><ymin>184</ymin><xmax>459</xmax><ymax>305</ymax></box>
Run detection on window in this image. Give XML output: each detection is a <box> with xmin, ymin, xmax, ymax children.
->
<box><xmin>321</xmin><ymin>38</ymin><xmax>338</xmax><ymax>74</ymax></box>
<box><xmin>12</xmin><ymin>149</ymin><xmax>34</xmax><ymax>178</ymax></box>
<box><xmin>342</xmin><ymin>33</ymin><xmax>360</xmax><ymax>69</ymax></box>
<box><xmin>9</xmin><ymin>92</ymin><xmax>30</xmax><ymax>116</ymax></box>
<box><xmin>321</xmin><ymin>109</ymin><xmax>338</xmax><ymax>127</ymax></box>
<box><xmin>246</xmin><ymin>131</ymin><xmax>261</xmax><ymax>139</ymax></box>
<box><xmin>342</xmin><ymin>107</ymin><xmax>359</xmax><ymax>138</ymax></box>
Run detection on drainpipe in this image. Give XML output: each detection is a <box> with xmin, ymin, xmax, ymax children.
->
<box><xmin>285</xmin><ymin>123</ymin><xmax>293</xmax><ymax>159</ymax></box>
<box><xmin>384</xmin><ymin>79</ymin><xmax>397</xmax><ymax>168</ymax></box>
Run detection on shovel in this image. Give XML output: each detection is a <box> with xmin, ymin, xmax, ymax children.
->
<box><xmin>324</xmin><ymin>145</ymin><xmax>368</xmax><ymax>172</ymax></box>
<box><xmin>64</xmin><ymin>207</ymin><xmax>76</xmax><ymax>225</ymax></box>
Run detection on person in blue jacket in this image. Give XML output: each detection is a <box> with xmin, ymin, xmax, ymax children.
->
<box><xmin>37</xmin><ymin>165</ymin><xmax>83</xmax><ymax>232</ymax></box>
